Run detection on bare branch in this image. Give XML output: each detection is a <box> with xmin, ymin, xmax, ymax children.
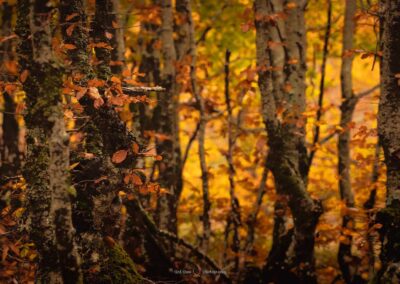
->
<box><xmin>122</xmin><ymin>86</ymin><xmax>165</xmax><ymax>94</ymax></box>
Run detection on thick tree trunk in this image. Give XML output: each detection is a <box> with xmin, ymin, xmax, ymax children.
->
<box><xmin>17</xmin><ymin>0</ymin><xmax>82</xmax><ymax>282</ymax></box>
<box><xmin>254</xmin><ymin>1</ymin><xmax>322</xmax><ymax>283</ymax></box>
<box><xmin>337</xmin><ymin>1</ymin><xmax>359</xmax><ymax>283</ymax></box>
<box><xmin>60</xmin><ymin>1</ymin><xmax>144</xmax><ymax>282</ymax></box>
<box><xmin>154</xmin><ymin>0</ymin><xmax>183</xmax><ymax>234</ymax></box>
<box><xmin>0</xmin><ymin>2</ymin><xmax>20</xmax><ymax>177</ymax></box>
<box><xmin>377</xmin><ymin>0</ymin><xmax>400</xmax><ymax>282</ymax></box>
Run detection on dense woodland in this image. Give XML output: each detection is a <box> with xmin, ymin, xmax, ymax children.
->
<box><xmin>0</xmin><ymin>0</ymin><xmax>400</xmax><ymax>283</ymax></box>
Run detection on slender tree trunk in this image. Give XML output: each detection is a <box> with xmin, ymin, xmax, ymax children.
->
<box><xmin>135</xmin><ymin>1</ymin><xmax>161</xmax><ymax>137</ymax></box>
<box><xmin>175</xmin><ymin>0</ymin><xmax>211</xmax><ymax>252</ymax></box>
<box><xmin>254</xmin><ymin>1</ymin><xmax>322</xmax><ymax>283</ymax></box>
<box><xmin>222</xmin><ymin>49</ymin><xmax>241</xmax><ymax>276</ymax></box>
<box><xmin>337</xmin><ymin>1</ymin><xmax>358</xmax><ymax>282</ymax></box>
<box><xmin>154</xmin><ymin>0</ymin><xmax>183</xmax><ymax>234</ymax></box>
<box><xmin>0</xmin><ymin>2</ymin><xmax>20</xmax><ymax>177</ymax></box>
<box><xmin>363</xmin><ymin>142</ymin><xmax>380</xmax><ymax>281</ymax></box>
<box><xmin>17</xmin><ymin>0</ymin><xmax>82</xmax><ymax>282</ymax></box>
<box><xmin>377</xmin><ymin>0</ymin><xmax>400</xmax><ymax>282</ymax></box>
<box><xmin>109</xmin><ymin>0</ymin><xmax>125</xmax><ymax>75</ymax></box>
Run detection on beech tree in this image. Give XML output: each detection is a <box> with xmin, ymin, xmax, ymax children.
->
<box><xmin>254</xmin><ymin>1</ymin><xmax>322</xmax><ymax>282</ymax></box>
<box><xmin>1</xmin><ymin>0</ymin><xmax>398</xmax><ymax>283</ymax></box>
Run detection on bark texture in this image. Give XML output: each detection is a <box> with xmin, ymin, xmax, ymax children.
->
<box><xmin>377</xmin><ymin>0</ymin><xmax>400</xmax><ymax>282</ymax></box>
<box><xmin>337</xmin><ymin>1</ymin><xmax>359</xmax><ymax>282</ymax></box>
<box><xmin>154</xmin><ymin>0</ymin><xmax>183</xmax><ymax>234</ymax></box>
<box><xmin>17</xmin><ymin>0</ymin><xmax>82</xmax><ymax>282</ymax></box>
<box><xmin>0</xmin><ymin>2</ymin><xmax>20</xmax><ymax>177</ymax></box>
<box><xmin>254</xmin><ymin>1</ymin><xmax>322</xmax><ymax>283</ymax></box>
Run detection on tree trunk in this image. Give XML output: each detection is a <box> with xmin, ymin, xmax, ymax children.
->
<box><xmin>154</xmin><ymin>0</ymin><xmax>183</xmax><ymax>234</ymax></box>
<box><xmin>0</xmin><ymin>2</ymin><xmax>20</xmax><ymax>177</ymax></box>
<box><xmin>17</xmin><ymin>0</ymin><xmax>82</xmax><ymax>282</ymax></box>
<box><xmin>337</xmin><ymin>1</ymin><xmax>359</xmax><ymax>282</ymax></box>
<box><xmin>254</xmin><ymin>1</ymin><xmax>322</xmax><ymax>283</ymax></box>
<box><xmin>60</xmin><ymin>1</ymin><xmax>144</xmax><ymax>282</ymax></box>
<box><xmin>377</xmin><ymin>0</ymin><xmax>400</xmax><ymax>282</ymax></box>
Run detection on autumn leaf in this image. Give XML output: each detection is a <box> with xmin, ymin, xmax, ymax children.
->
<box><xmin>110</xmin><ymin>76</ymin><xmax>121</xmax><ymax>84</ymax></box>
<box><xmin>19</xmin><ymin>69</ymin><xmax>29</xmax><ymax>83</ymax></box>
<box><xmin>66</xmin><ymin>13</ymin><xmax>79</xmax><ymax>21</ymax></box>
<box><xmin>124</xmin><ymin>172</ymin><xmax>143</xmax><ymax>185</ymax></box>
<box><xmin>88</xmin><ymin>78</ymin><xmax>106</xmax><ymax>87</ymax></box>
<box><xmin>286</xmin><ymin>2</ymin><xmax>297</xmax><ymax>9</ymax></box>
<box><xmin>5</xmin><ymin>84</ymin><xmax>16</xmax><ymax>95</ymax></box>
<box><xmin>87</xmin><ymin>87</ymin><xmax>101</xmax><ymax>100</ymax></box>
<box><xmin>132</xmin><ymin>142</ymin><xmax>140</xmax><ymax>154</ymax></box>
<box><xmin>105</xmin><ymin>32</ymin><xmax>113</xmax><ymax>39</ymax></box>
<box><xmin>112</xmin><ymin>149</ymin><xmax>128</xmax><ymax>164</ymax></box>
<box><xmin>63</xmin><ymin>43</ymin><xmax>77</xmax><ymax>50</ymax></box>
<box><xmin>66</xmin><ymin>23</ymin><xmax>77</xmax><ymax>36</ymax></box>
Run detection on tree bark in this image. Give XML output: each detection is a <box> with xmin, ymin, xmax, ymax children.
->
<box><xmin>17</xmin><ymin>0</ymin><xmax>82</xmax><ymax>282</ymax></box>
<box><xmin>377</xmin><ymin>0</ymin><xmax>400</xmax><ymax>282</ymax></box>
<box><xmin>337</xmin><ymin>1</ymin><xmax>358</xmax><ymax>282</ymax></box>
<box><xmin>154</xmin><ymin>0</ymin><xmax>183</xmax><ymax>234</ymax></box>
<box><xmin>0</xmin><ymin>2</ymin><xmax>20</xmax><ymax>177</ymax></box>
<box><xmin>254</xmin><ymin>1</ymin><xmax>322</xmax><ymax>283</ymax></box>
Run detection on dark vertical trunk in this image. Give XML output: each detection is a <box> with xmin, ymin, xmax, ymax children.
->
<box><xmin>135</xmin><ymin>1</ymin><xmax>161</xmax><ymax>137</ymax></box>
<box><xmin>377</xmin><ymin>0</ymin><xmax>400</xmax><ymax>282</ymax></box>
<box><xmin>175</xmin><ymin>0</ymin><xmax>212</xmax><ymax>252</ymax></box>
<box><xmin>91</xmin><ymin>0</ymin><xmax>113</xmax><ymax>80</ymax></box>
<box><xmin>60</xmin><ymin>1</ymin><xmax>144</xmax><ymax>282</ymax></box>
<box><xmin>223</xmin><ymin>49</ymin><xmax>241</xmax><ymax>276</ymax></box>
<box><xmin>17</xmin><ymin>0</ymin><xmax>82</xmax><ymax>282</ymax></box>
<box><xmin>254</xmin><ymin>1</ymin><xmax>322</xmax><ymax>283</ymax></box>
<box><xmin>337</xmin><ymin>1</ymin><xmax>358</xmax><ymax>282</ymax></box>
<box><xmin>0</xmin><ymin>2</ymin><xmax>20</xmax><ymax>177</ymax></box>
<box><xmin>154</xmin><ymin>0</ymin><xmax>182</xmax><ymax>234</ymax></box>
<box><xmin>109</xmin><ymin>0</ymin><xmax>125</xmax><ymax>75</ymax></box>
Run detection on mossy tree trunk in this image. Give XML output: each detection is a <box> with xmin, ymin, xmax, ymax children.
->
<box><xmin>377</xmin><ymin>0</ymin><xmax>400</xmax><ymax>282</ymax></box>
<box><xmin>254</xmin><ymin>1</ymin><xmax>322</xmax><ymax>283</ymax></box>
<box><xmin>16</xmin><ymin>0</ymin><xmax>82</xmax><ymax>282</ymax></box>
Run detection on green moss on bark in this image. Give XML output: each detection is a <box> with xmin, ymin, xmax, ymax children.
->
<box><xmin>98</xmin><ymin>244</ymin><xmax>143</xmax><ymax>284</ymax></box>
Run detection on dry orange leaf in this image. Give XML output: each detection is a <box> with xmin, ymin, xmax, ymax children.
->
<box><xmin>132</xmin><ymin>142</ymin><xmax>140</xmax><ymax>154</ymax></box>
<box><xmin>111</xmin><ymin>76</ymin><xmax>121</xmax><ymax>84</ymax></box>
<box><xmin>66</xmin><ymin>13</ymin><xmax>79</xmax><ymax>21</ymax></box>
<box><xmin>63</xmin><ymin>43</ymin><xmax>77</xmax><ymax>50</ymax></box>
<box><xmin>66</xmin><ymin>23</ymin><xmax>77</xmax><ymax>37</ymax></box>
<box><xmin>112</xmin><ymin>150</ymin><xmax>128</xmax><ymax>164</ymax></box>
<box><xmin>20</xmin><ymin>69</ymin><xmax>29</xmax><ymax>83</ymax></box>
